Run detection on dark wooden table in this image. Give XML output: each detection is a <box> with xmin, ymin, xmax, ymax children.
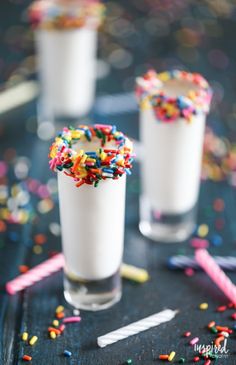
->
<box><xmin>1</xmin><ymin>1</ymin><xmax>236</xmax><ymax>364</ymax></box>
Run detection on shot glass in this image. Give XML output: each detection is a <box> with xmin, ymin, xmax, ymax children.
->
<box><xmin>29</xmin><ymin>0</ymin><xmax>105</xmax><ymax>124</ymax></box>
<box><xmin>136</xmin><ymin>70</ymin><xmax>212</xmax><ymax>242</ymax></box>
<box><xmin>49</xmin><ymin>124</ymin><xmax>133</xmax><ymax>310</ymax></box>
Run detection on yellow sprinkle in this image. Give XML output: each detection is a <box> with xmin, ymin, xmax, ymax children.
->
<box><xmin>197</xmin><ymin>224</ymin><xmax>209</xmax><ymax>237</ymax></box>
<box><xmin>52</xmin><ymin>320</ymin><xmax>59</xmax><ymax>327</ymax></box>
<box><xmin>100</xmin><ymin>152</ymin><xmax>107</xmax><ymax>160</ymax></box>
<box><xmin>22</xmin><ymin>332</ymin><xmax>28</xmax><ymax>341</ymax></box>
<box><xmin>55</xmin><ymin>305</ymin><xmax>64</xmax><ymax>314</ymax></box>
<box><xmin>29</xmin><ymin>336</ymin><xmax>38</xmax><ymax>346</ymax></box>
<box><xmin>33</xmin><ymin>245</ymin><xmax>43</xmax><ymax>255</ymax></box>
<box><xmin>159</xmin><ymin>71</ymin><xmax>170</xmax><ymax>82</ymax></box>
<box><xmin>80</xmin><ymin>155</ymin><xmax>87</xmax><ymax>164</ymax></box>
<box><xmin>121</xmin><ymin>264</ymin><xmax>150</xmax><ymax>283</ymax></box>
<box><xmin>168</xmin><ymin>351</ymin><xmax>176</xmax><ymax>362</ymax></box>
<box><xmin>199</xmin><ymin>302</ymin><xmax>208</xmax><ymax>310</ymax></box>
<box><xmin>50</xmin><ymin>331</ymin><xmax>57</xmax><ymax>339</ymax></box>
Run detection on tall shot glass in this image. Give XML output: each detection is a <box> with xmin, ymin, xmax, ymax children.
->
<box><xmin>49</xmin><ymin>124</ymin><xmax>134</xmax><ymax>310</ymax></box>
<box><xmin>136</xmin><ymin>70</ymin><xmax>212</xmax><ymax>242</ymax></box>
<box><xmin>28</xmin><ymin>0</ymin><xmax>105</xmax><ymax>124</ymax></box>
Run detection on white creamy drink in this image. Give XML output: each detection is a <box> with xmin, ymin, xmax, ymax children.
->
<box><xmin>49</xmin><ymin>124</ymin><xmax>133</xmax><ymax>310</ymax></box>
<box><xmin>58</xmin><ymin>172</ymin><xmax>126</xmax><ymax>280</ymax></box>
<box><xmin>29</xmin><ymin>0</ymin><xmax>105</xmax><ymax>122</ymax></box>
<box><xmin>137</xmin><ymin>70</ymin><xmax>212</xmax><ymax>242</ymax></box>
<box><xmin>36</xmin><ymin>28</ymin><xmax>97</xmax><ymax>118</ymax></box>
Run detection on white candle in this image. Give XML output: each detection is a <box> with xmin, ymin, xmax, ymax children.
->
<box><xmin>97</xmin><ymin>309</ymin><xmax>178</xmax><ymax>348</ymax></box>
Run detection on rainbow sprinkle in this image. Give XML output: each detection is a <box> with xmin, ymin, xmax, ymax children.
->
<box><xmin>28</xmin><ymin>0</ymin><xmax>105</xmax><ymax>30</ymax></box>
<box><xmin>49</xmin><ymin>124</ymin><xmax>134</xmax><ymax>188</ymax></box>
<box><xmin>136</xmin><ymin>70</ymin><xmax>212</xmax><ymax>122</ymax></box>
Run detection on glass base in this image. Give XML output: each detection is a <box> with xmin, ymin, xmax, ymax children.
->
<box><xmin>64</xmin><ymin>270</ymin><xmax>121</xmax><ymax>311</ymax></box>
<box><xmin>139</xmin><ymin>196</ymin><xmax>196</xmax><ymax>243</ymax></box>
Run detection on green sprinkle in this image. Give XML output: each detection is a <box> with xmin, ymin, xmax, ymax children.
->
<box><xmin>126</xmin><ymin>360</ymin><xmax>132</xmax><ymax>364</ymax></box>
<box><xmin>95</xmin><ymin>129</ymin><xmax>103</xmax><ymax>139</ymax></box>
<box><xmin>102</xmin><ymin>134</ymin><xmax>106</xmax><ymax>145</ymax></box>
<box><xmin>210</xmin><ymin>326</ymin><xmax>218</xmax><ymax>334</ymax></box>
<box><xmin>179</xmin><ymin>359</ymin><xmax>185</xmax><ymax>364</ymax></box>
<box><xmin>94</xmin><ymin>181</ymin><xmax>99</xmax><ymax>188</ymax></box>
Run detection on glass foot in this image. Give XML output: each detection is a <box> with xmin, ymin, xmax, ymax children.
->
<box><xmin>139</xmin><ymin>196</ymin><xmax>196</xmax><ymax>243</ymax></box>
<box><xmin>64</xmin><ymin>269</ymin><xmax>121</xmax><ymax>311</ymax></box>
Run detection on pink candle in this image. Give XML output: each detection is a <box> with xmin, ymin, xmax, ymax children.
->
<box><xmin>6</xmin><ymin>253</ymin><xmax>64</xmax><ymax>295</ymax></box>
<box><xmin>195</xmin><ymin>249</ymin><xmax>236</xmax><ymax>304</ymax></box>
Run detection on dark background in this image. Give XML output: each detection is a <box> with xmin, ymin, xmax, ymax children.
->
<box><xmin>1</xmin><ymin>0</ymin><xmax>236</xmax><ymax>364</ymax></box>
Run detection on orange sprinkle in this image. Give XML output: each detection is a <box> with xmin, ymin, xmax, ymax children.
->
<box><xmin>216</xmin><ymin>326</ymin><xmax>229</xmax><ymax>331</ymax></box>
<box><xmin>48</xmin><ymin>327</ymin><xmax>61</xmax><ymax>335</ymax></box>
<box><xmin>19</xmin><ymin>265</ymin><xmax>29</xmax><ymax>274</ymax></box>
<box><xmin>159</xmin><ymin>354</ymin><xmax>169</xmax><ymax>360</ymax></box>
<box><xmin>216</xmin><ymin>305</ymin><xmax>227</xmax><ymax>312</ymax></box>
<box><xmin>215</xmin><ymin>336</ymin><xmax>224</xmax><ymax>347</ymax></box>
<box><xmin>207</xmin><ymin>321</ymin><xmax>216</xmax><ymax>328</ymax></box>
<box><xmin>0</xmin><ymin>220</ymin><xmax>6</xmax><ymax>232</ymax></box>
<box><xmin>22</xmin><ymin>354</ymin><xmax>32</xmax><ymax>361</ymax></box>
<box><xmin>56</xmin><ymin>312</ymin><xmax>65</xmax><ymax>319</ymax></box>
<box><xmin>34</xmin><ymin>233</ymin><xmax>47</xmax><ymax>245</ymax></box>
<box><xmin>213</xmin><ymin>198</ymin><xmax>225</xmax><ymax>212</ymax></box>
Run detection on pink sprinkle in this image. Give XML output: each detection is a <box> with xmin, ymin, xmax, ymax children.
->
<box><xmin>63</xmin><ymin>316</ymin><xmax>81</xmax><ymax>324</ymax></box>
<box><xmin>59</xmin><ymin>324</ymin><xmax>65</xmax><ymax>332</ymax></box>
<box><xmin>0</xmin><ymin>161</ymin><xmax>8</xmax><ymax>178</ymax></box>
<box><xmin>184</xmin><ymin>331</ymin><xmax>191</xmax><ymax>337</ymax></box>
<box><xmin>185</xmin><ymin>268</ymin><xmax>195</xmax><ymax>277</ymax></box>
<box><xmin>231</xmin><ymin>312</ymin><xmax>236</xmax><ymax>320</ymax></box>
<box><xmin>191</xmin><ymin>238</ymin><xmax>209</xmax><ymax>249</ymax></box>
<box><xmin>190</xmin><ymin>337</ymin><xmax>199</xmax><ymax>346</ymax></box>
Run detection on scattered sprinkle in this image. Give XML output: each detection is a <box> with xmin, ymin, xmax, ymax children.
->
<box><xmin>63</xmin><ymin>350</ymin><xmax>72</xmax><ymax>358</ymax></box>
<box><xmin>52</xmin><ymin>320</ymin><xmax>59</xmax><ymax>327</ymax></box>
<box><xmin>197</xmin><ymin>224</ymin><xmax>209</xmax><ymax>238</ymax></box>
<box><xmin>183</xmin><ymin>331</ymin><xmax>191</xmax><ymax>337</ymax></box>
<box><xmin>21</xmin><ymin>332</ymin><xmax>28</xmax><ymax>341</ymax></box>
<box><xmin>63</xmin><ymin>316</ymin><xmax>81</xmax><ymax>324</ymax></box>
<box><xmin>159</xmin><ymin>354</ymin><xmax>169</xmax><ymax>360</ymax></box>
<box><xmin>29</xmin><ymin>335</ymin><xmax>38</xmax><ymax>346</ymax></box>
<box><xmin>55</xmin><ymin>305</ymin><xmax>64</xmax><ymax>314</ymax></box>
<box><xmin>199</xmin><ymin>302</ymin><xmax>208</xmax><ymax>310</ymax></box>
<box><xmin>49</xmin><ymin>331</ymin><xmax>57</xmax><ymax>339</ymax></box>
<box><xmin>189</xmin><ymin>337</ymin><xmax>199</xmax><ymax>346</ymax></box>
<box><xmin>22</xmin><ymin>355</ymin><xmax>32</xmax><ymax>362</ymax></box>
<box><xmin>168</xmin><ymin>351</ymin><xmax>176</xmax><ymax>361</ymax></box>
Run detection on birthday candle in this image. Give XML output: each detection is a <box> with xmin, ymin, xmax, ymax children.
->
<box><xmin>195</xmin><ymin>249</ymin><xmax>236</xmax><ymax>304</ymax></box>
<box><xmin>6</xmin><ymin>253</ymin><xmax>64</xmax><ymax>295</ymax></box>
<box><xmin>97</xmin><ymin>309</ymin><xmax>178</xmax><ymax>348</ymax></box>
<box><xmin>168</xmin><ymin>255</ymin><xmax>236</xmax><ymax>271</ymax></box>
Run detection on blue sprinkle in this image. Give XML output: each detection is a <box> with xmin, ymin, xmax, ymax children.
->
<box><xmin>86</xmin><ymin>152</ymin><xmax>97</xmax><ymax>157</ymax></box>
<box><xmin>103</xmin><ymin>168</ymin><xmax>114</xmax><ymax>174</ymax></box>
<box><xmin>8</xmin><ymin>232</ymin><xmax>19</xmax><ymax>242</ymax></box>
<box><xmin>111</xmin><ymin>125</ymin><xmax>117</xmax><ymax>134</ymax></box>
<box><xmin>64</xmin><ymin>350</ymin><xmax>72</xmax><ymax>357</ymax></box>
<box><xmin>211</xmin><ymin>234</ymin><xmax>223</xmax><ymax>247</ymax></box>
<box><xmin>85</xmin><ymin>129</ymin><xmax>92</xmax><ymax>141</ymax></box>
<box><xmin>125</xmin><ymin>168</ymin><xmax>131</xmax><ymax>175</ymax></box>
